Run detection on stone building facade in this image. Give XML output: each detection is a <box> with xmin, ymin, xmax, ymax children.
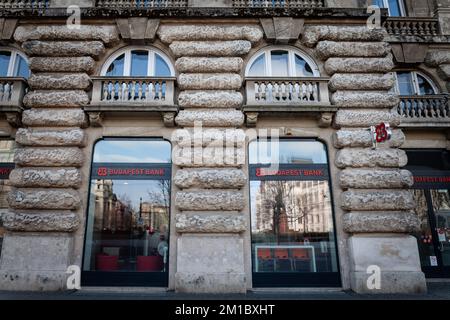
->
<box><xmin>0</xmin><ymin>0</ymin><xmax>449</xmax><ymax>294</ymax></box>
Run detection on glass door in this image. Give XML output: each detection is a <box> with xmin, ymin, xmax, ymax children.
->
<box><xmin>431</xmin><ymin>190</ymin><xmax>450</xmax><ymax>272</ymax></box>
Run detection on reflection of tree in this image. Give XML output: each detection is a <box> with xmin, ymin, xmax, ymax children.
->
<box><xmin>147</xmin><ymin>179</ymin><xmax>171</xmax><ymax>222</ymax></box>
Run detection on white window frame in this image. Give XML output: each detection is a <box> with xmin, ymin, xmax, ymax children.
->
<box><xmin>379</xmin><ymin>0</ymin><xmax>406</xmax><ymax>17</ymax></box>
<box><xmin>100</xmin><ymin>46</ymin><xmax>175</xmax><ymax>77</ymax></box>
<box><xmin>245</xmin><ymin>46</ymin><xmax>320</xmax><ymax>77</ymax></box>
<box><xmin>393</xmin><ymin>71</ymin><xmax>439</xmax><ymax>96</ymax></box>
<box><xmin>0</xmin><ymin>48</ymin><xmax>29</xmax><ymax>77</ymax></box>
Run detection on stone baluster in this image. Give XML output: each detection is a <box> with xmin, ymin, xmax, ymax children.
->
<box><xmin>0</xmin><ymin>24</ymin><xmax>118</xmax><ymax>291</ymax></box>
<box><xmin>307</xmin><ymin>25</ymin><xmax>427</xmax><ymax>294</ymax></box>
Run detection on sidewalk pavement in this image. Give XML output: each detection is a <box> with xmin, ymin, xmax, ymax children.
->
<box><xmin>0</xmin><ymin>282</ymin><xmax>449</xmax><ymax>300</ymax></box>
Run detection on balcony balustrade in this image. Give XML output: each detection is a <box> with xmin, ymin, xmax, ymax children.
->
<box><xmin>232</xmin><ymin>0</ymin><xmax>324</xmax><ymax>8</ymax></box>
<box><xmin>396</xmin><ymin>94</ymin><xmax>450</xmax><ymax>126</ymax></box>
<box><xmin>383</xmin><ymin>17</ymin><xmax>440</xmax><ymax>36</ymax></box>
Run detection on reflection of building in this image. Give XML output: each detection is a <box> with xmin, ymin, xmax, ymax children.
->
<box><xmin>140</xmin><ymin>202</ymin><xmax>169</xmax><ymax>232</ymax></box>
<box><xmin>255</xmin><ymin>180</ymin><xmax>332</xmax><ymax>235</ymax></box>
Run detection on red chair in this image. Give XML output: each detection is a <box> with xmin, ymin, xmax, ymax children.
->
<box><xmin>96</xmin><ymin>254</ymin><xmax>119</xmax><ymax>271</ymax></box>
<box><xmin>274</xmin><ymin>248</ymin><xmax>292</xmax><ymax>271</ymax></box>
<box><xmin>292</xmin><ymin>248</ymin><xmax>311</xmax><ymax>272</ymax></box>
<box><xmin>257</xmin><ymin>248</ymin><xmax>275</xmax><ymax>272</ymax></box>
<box><xmin>136</xmin><ymin>256</ymin><xmax>164</xmax><ymax>272</ymax></box>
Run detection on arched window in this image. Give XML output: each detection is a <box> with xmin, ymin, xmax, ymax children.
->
<box><xmin>373</xmin><ymin>0</ymin><xmax>405</xmax><ymax>16</ymax></box>
<box><xmin>394</xmin><ymin>71</ymin><xmax>438</xmax><ymax>96</ymax></box>
<box><xmin>101</xmin><ymin>47</ymin><xmax>174</xmax><ymax>77</ymax></box>
<box><xmin>0</xmin><ymin>49</ymin><xmax>29</xmax><ymax>78</ymax></box>
<box><xmin>246</xmin><ymin>47</ymin><xmax>320</xmax><ymax>77</ymax></box>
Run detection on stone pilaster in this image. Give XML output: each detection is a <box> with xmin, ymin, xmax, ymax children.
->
<box><xmin>0</xmin><ymin>25</ymin><xmax>117</xmax><ymax>291</ymax></box>
<box><xmin>158</xmin><ymin>24</ymin><xmax>263</xmax><ymax>293</ymax></box>
<box><xmin>306</xmin><ymin>25</ymin><xmax>427</xmax><ymax>293</ymax></box>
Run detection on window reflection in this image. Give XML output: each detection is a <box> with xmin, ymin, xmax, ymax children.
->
<box><xmin>0</xmin><ymin>140</ymin><xmax>15</xmax><ymax>255</ymax></box>
<box><xmin>249</xmin><ymin>140</ymin><xmax>338</xmax><ymax>275</ymax></box>
<box><xmin>83</xmin><ymin>139</ymin><xmax>171</xmax><ymax>274</ymax></box>
<box><xmin>130</xmin><ymin>51</ymin><xmax>148</xmax><ymax>77</ymax></box>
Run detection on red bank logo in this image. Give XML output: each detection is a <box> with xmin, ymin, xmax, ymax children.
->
<box><xmin>97</xmin><ymin>167</ymin><xmax>108</xmax><ymax>177</ymax></box>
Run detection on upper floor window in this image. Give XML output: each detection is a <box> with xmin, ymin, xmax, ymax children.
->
<box><xmin>373</xmin><ymin>0</ymin><xmax>405</xmax><ymax>16</ymax></box>
<box><xmin>246</xmin><ymin>47</ymin><xmax>320</xmax><ymax>77</ymax></box>
<box><xmin>101</xmin><ymin>47</ymin><xmax>174</xmax><ymax>77</ymax></box>
<box><xmin>394</xmin><ymin>71</ymin><xmax>438</xmax><ymax>96</ymax></box>
<box><xmin>0</xmin><ymin>49</ymin><xmax>29</xmax><ymax>78</ymax></box>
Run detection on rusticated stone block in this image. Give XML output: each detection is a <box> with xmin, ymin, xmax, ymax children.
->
<box><xmin>325</xmin><ymin>57</ymin><xmax>394</xmax><ymax>75</ymax></box>
<box><xmin>176</xmin><ymin>57</ymin><xmax>244</xmax><ymax>73</ymax></box>
<box><xmin>15</xmin><ymin>148</ymin><xmax>84</xmax><ymax>167</ymax></box>
<box><xmin>341</xmin><ymin>190</ymin><xmax>415</xmax><ymax>211</ymax></box>
<box><xmin>334</xmin><ymin>110</ymin><xmax>401</xmax><ymax>128</ymax></box>
<box><xmin>329</xmin><ymin>73</ymin><xmax>395</xmax><ymax>91</ymax></box>
<box><xmin>178</xmin><ymin>74</ymin><xmax>242</xmax><ymax>90</ymax></box>
<box><xmin>3</xmin><ymin>211</ymin><xmax>80</xmax><ymax>232</ymax></box>
<box><xmin>22</xmin><ymin>40</ymin><xmax>105</xmax><ymax>58</ymax></box>
<box><xmin>302</xmin><ymin>25</ymin><xmax>386</xmax><ymax>47</ymax></box>
<box><xmin>170</xmin><ymin>40</ymin><xmax>252</xmax><ymax>57</ymax></box>
<box><xmin>173</xmin><ymin>146</ymin><xmax>245</xmax><ymax>168</ymax></box>
<box><xmin>175</xmin><ymin>190</ymin><xmax>244</xmax><ymax>211</ymax></box>
<box><xmin>425</xmin><ymin>50</ymin><xmax>450</xmax><ymax>67</ymax></box>
<box><xmin>174</xmin><ymin>168</ymin><xmax>246</xmax><ymax>189</ymax></box>
<box><xmin>331</xmin><ymin>91</ymin><xmax>399</xmax><ymax>108</ymax></box>
<box><xmin>158</xmin><ymin>24</ymin><xmax>263</xmax><ymax>43</ymax></box>
<box><xmin>29</xmin><ymin>57</ymin><xmax>96</xmax><ymax>73</ymax></box>
<box><xmin>316</xmin><ymin>41</ymin><xmax>389</xmax><ymax>60</ymax></box>
<box><xmin>343</xmin><ymin>211</ymin><xmax>420</xmax><ymax>233</ymax></box>
<box><xmin>351</xmin><ymin>271</ymin><xmax>426</xmax><ymax>294</ymax></box>
<box><xmin>8</xmin><ymin>189</ymin><xmax>81</xmax><ymax>210</ymax></box>
<box><xmin>9</xmin><ymin>168</ymin><xmax>82</xmax><ymax>188</ymax></box>
<box><xmin>23</xmin><ymin>90</ymin><xmax>89</xmax><ymax>108</ymax></box>
<box><xmin>15</xmin><ymin>128</ymin><xmax>86</xmax><ymax>147</ymax></box>
<box><xmin>176</xmin><ymin>213</ymin><xmax>246</xmax><ymax>233</ymax></box>
<box><xmin>334</xmin><ymin>129</ymin><xmax>405</xmax><ymax>148</ymax></box>
<box><xmin>14</xmin><ymin>25</ymin><xmax>119</xmax><ymax>44</ymax></box>
<box><xmin>339</xmin><ymin>168</ymin><xmax>413</xmax><ymax>189</ymax></box>
<box><xmin>22</xmin><ymin>109</ymin><xmax>87</xmax><ymax>127</ymax></box>
<box><xmin>437</xmin><ymin>64</ymin><xmax>450</xmax><ymax>80</ymax></box>
<box><xmin>176</xmin><ymin>109</ymin><xmax>244</xmax><ymax>127</ymax></box>
<box><xmin>335</xmin><ymin>148</ymin><xmax>407</xmax><ymax>168</ymax></box>
<box><xmin>28</xmin><ymin>73</ymin><xmax>91</xmax><ymax>90</ymax></box>
<box><xmin>172</xmin><ymin>128</ymin><xmax>246</xmax><ymax>147</ymax></box>
<box><xmin>178</xmin><ymin>91</ymin><xmax>243</xmax><ymax>109</ymax></box>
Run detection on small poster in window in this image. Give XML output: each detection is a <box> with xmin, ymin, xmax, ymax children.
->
<box><xmin>438</xmin><ymin>229</ymin><xmax>447</xmax><ymax>242</ymax></box>
<box><xmin>320</xmin><ymin>241</ymin><xmax>328</xmax><ymax>253</ymax></box>
<box><xmin>430</xmin><ymin>256</ymin><xmax>438</xmax><ymax>266</ymax></box>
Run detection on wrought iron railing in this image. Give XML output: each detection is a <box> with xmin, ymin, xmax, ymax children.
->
<box><xmin>383</xmin><ymin>17</ymin><xmax>440</xmax><ymax>36</ymax></box>
<box><xmin>396</xmin><ymin>95</ymin><xmax>450</xmax><ymax>124</ymax></box>
<box><xmin>0</xmin><ymin>0</ymin><xmax>49</xmax><ymax>9</ymax></box>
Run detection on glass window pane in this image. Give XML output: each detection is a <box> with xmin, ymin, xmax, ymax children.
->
<box><xmin>154</xmin><ymin>54</ymin><xmax>171</xmax><ymax>77</ymax></box>
<box><xmin>131</xmin><ymin>50</ymin><xmax>149</xmax><ymax>77</ymax></box>
<box><xmin>295</xmin><ymin>54</ymin><xmax>314</xmax><ymax>77</ymax></box>
<box><xmin>373</xmin><ymin>0</ymin><xmax>385</xmax><ymax>8</ymax></box>
<box><xmin>93</xmin><ymin>140</ymin><xmax>171</xmax><ymax>164</ymax></box>
<box><xmin>271</xmin><ymin>50</ymin><xmax>289</xmax><ymax>77</ymax></box>
<box><xmin>431</xmin><ymin>189</ymin><xmax>450</xmax><ymax>267</ymax></box>
<box><xmin>387</xmin><ymin>0</ymin><xmax>402</xmax><ymax>16</ymax></box>
<box><xmin>417</xmin><ymin>74</ymin><xmax>436</xmax><ymax>95</ymax></box>
<box><xmin>249</xmin><ymin>140</ymin><xmax>338</xmax><ymax>276</ymax></box>
<box><xmin>397</xmin><ymin>72</ymin><xmax>415</xmax><ymax>95</ymax></box>
<box><xmin>249</xmin><ymin>140</ymin><xmax>328</xmax><ymax>165</ymax></box>
<box><xmin>0</xmin><ymin>140</ymin><xmax>15</xmax><ymax>255</ymax></box>
<box><xmin>412</xmin><ymin>190</ymin><xmax>438</xmax><ymax>267</ymax></box>
<box><xmin>106</xmin><ymin>54</ymin><xmax>125</xmax><ymax>77</ymax></box>
<box><xmin>248</xmin><ymin>53</ymin><xmax>266</xmax><ymax>76</ymax></box>
<box><xmin>14</xmin><ymin>55</ymin><xmax>29</xmax><ymax>78</ymax></box>
<box><xmin>0</xmin><ymin>51</ymin><xmax>11</xmax><ymax>77</ymax></box>
<box><xmin>84</xmin><ymin>139</ymin><xmax>171</xmax><ymax>275</ymax></box>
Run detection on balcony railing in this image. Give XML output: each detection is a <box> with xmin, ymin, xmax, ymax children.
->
<box><xmin>0</xmin><ymin>78</ymin><xmax>27</xmax><ymax>108</ymax></box>
<box><xmin>396</xmin><ymin>95</ymin><xmax>450</xmax><ymax>125</ymax></box>
<box><xmin>95</xmin><ymin>0</ymin><xmax>188</xmax><ymax>8</ymax></box>
<box><xmin>91</xmin><ymin>77</ymin><xmax>175</xmax><ymax>107</ymax></box>
<box><xmin>233</xmin><ymin>0</ymin><xmax>324</xmax><ymax>8</ymax></box>
<box><xmin>0</xmin><ymin>0</ymin><xmax>49</xmax><ymax>9</ymax></box>
<box><xmin>245</xmin><ymin>77</ymin><xmax>330</xmax><ymax>107</ymax></box>
<box><xmin>383</xmin><ymin>17</ymin><xmax>440</xmax><ymax>36</ymax></box>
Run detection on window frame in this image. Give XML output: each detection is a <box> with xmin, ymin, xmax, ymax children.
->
<box><xmin>245</xmin><ymin>46</ymin><xmax>320</xmax><ymax>78</ymax></box>
<box><xmin>0</xmin><ymin>48</ymin><xmax>29</xmax><ymax>78</ymax></box>
<box><xmin>376</xmin><ymin>0</ymin><xmax>406</xmax><ymax>16</ymax></box>
<box><xmin>393</xmin><ymin>71</ymin><xmax>439</xmax><ymax>96</ymax></box>
<box><xmin>100</xmin><ymin>46</ymin><xmax>175</xmax><ymax>77</ymax></box>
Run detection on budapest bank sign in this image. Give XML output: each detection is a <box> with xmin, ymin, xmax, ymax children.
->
<box><xmin>92</xmin><ymin>163</ymin><xmax>171</xmax><ymax>180</ymax></box>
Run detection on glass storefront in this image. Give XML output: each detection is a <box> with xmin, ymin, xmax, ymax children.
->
<box><xmin>249</xmin><ymin>139</ymin><xmax>340</xmax><ymax>287</ymax></box>
<box><xmin>82</xmin><ymin>138</ymin><xmax>172</xmax><ymax>286</ymax></box>
<box><xmin>406</xmin><ymin>149</ymin><xmax>450</xmax><ymax>278</ymax></box>
<box><xmin>0</xmin><ymin>140</ymin><xmax>15</xmax><ymax>254</ymax></box>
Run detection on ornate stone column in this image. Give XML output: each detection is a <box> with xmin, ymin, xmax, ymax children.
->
<box><xmin>305</xmin><ymin>25</ymin><xmax>427</xmax><ymax>293</ymax></box>
<box><xmin>0</xmin><ymin>24</ymin><xmax>118</xmax><ymax>290</ymax></box>
<box><xmin>157</xmin><ymin>24</ymin><xmax>263</xmax><ymax>293</ymax></box>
